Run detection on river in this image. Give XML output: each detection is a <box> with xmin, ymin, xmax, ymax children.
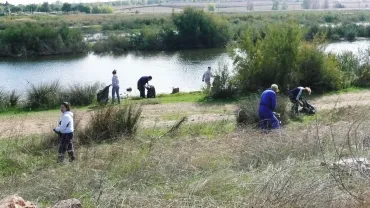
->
<box><xmin>0</xmin><ymin>40</ymin><xmax>369</xmax><ymax>95</ymax></box>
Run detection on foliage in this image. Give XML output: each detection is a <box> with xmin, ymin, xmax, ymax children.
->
<box><xmin>61</xmin><ymin>82</ymin><xmax>101</xmax><ymax>106</ymax></box>
<box><xmin>0</xmin><ymin>23</ymin><xmax>87</xmax><ymax>57</ymax></box>
<box><xmin>9</xmin><ymin>90</ymin><xmax>21</xmax><ymax>107</ymax></box>
<box><xmin>272</xmin><ymin>0</ymin><xmax>279</xmax><ymax>10</ymax></box>
<box><xmin>236</xmin><ymin>94</ymin><xmax>290</xmax><ymax>126</ymax></box>
<box><xmin>208</xmin><ymin>3</ymin><xmax>215</xmax><ymax>12</ymax></box>
<box><xmin>0</xmin><ymin>88</ymin><xmax>9</xmax><ymax>112</ymax></box>
<box><xmin>210</xmin><ymin>61</ymin><xmax>236</xmax><ymax>99</ymax></box>
<box><xmin>172</xmin><ymin>7</ymin><xmax>230</xmax><ymax>48</ymax></box>
<box><xmin>79</xmin><ymin>104</ymin><xmax>142</xmax><ymax>144</ymax></box>
<box><xmin>26</xmin><ymin>81</ymin><xmax>61</xmax><ymax>110</ymax></box>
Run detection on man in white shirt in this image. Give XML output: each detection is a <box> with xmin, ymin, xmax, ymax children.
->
<box><xmin>202</xmin><ymin>66</ymin><xmax>213</xmax><ymax>90</ymax></box>
<box><xmin>112</xmin><ymin>69</ymin><xmax>120</xmax><ymax>104</ymax></box>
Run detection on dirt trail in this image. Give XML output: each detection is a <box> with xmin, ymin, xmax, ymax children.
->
<box><xmin>2</xmin><ymin>90</ymin><xmax>370</xmax><ymax>138</ymax></box>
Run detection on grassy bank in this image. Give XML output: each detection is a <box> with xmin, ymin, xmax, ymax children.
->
<box><xmin>1</xmin><ymin>99</ymin><xmax>370</xmax><ymax>207</ymax></box>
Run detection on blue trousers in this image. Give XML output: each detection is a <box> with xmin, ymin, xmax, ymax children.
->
<box><xmin>112</xmin><ymin>86</ymin><xmax>120</xmax><ymax>104</ymax></box>
<box><xmin>258</xmin><ymin>105</ymin><xmax>280</xmax><ymax>130</ymax></box>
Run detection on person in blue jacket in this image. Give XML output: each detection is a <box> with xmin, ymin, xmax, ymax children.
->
<box><xmin>258</xmin><ymin>84</ymin><xmax>280</xmax><ymax>130</ymax></box>
<box><xmin>137</xmin><ymin>76</ymin><xmax>152</xmax><ymax>98</ymax></box>
<box><xmin>288</xmin><ymin>86</ymin><xmax>311</xmax><ymax>114</ymax></box>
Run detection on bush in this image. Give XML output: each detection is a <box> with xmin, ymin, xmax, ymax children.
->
<box><xmin>9</xmin><ymin>90</ymin><xmax>21</xmax><ymax>107</ymax></box>
<box><xmin>294</xmin><ymin>43</ymin><xmax>344</xmax><ymax>92</ymax></box>
<box><xmin>236</xmin><ymin>94</ymin><xmax>290</xmax><ymax>127</ymax></box>
<box><xmin>172</xmin><ymin>7</ymin><xmax>230</xmax><ymax>48</ymax></box>
<box><xmin>26</xmin><ymin>81</ymin><xmax>61</xmax><ymax>110</ymax></box>
<box><xmin>0</xmin><ymin>88</ymin><xmax>9</xmax><ymax>111</ymax></box>
<box><xmin>61</xmin><ymin>82</ymin><xmax>101</xmax><ymax>106</ymax></box>
<box><xmin>233</xmin><ymin>22</ymin><xmax>302</xmax><ymax>92</ymax></box>
<box><xmin>79</xmin><ymin>104</ymin><xmax>142</xmax><ymax>144</ymax></box>
<box><xmin>210</xmin><ymin>61</ymin><xmax>237</xmax><ymax>99</ymax></box>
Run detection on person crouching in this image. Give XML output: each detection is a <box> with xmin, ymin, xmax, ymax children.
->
<box><xmin>258</xmin><ymin>84</ymin><xmax>280</xmax><ymax>130</ymax></box>
<box><xmin>288</xmin><ymin>86</ymin><xmax>311</xmax><ymax>114</ymax></box>
<box><xmin>53</xmin><ymin>102</ymin><xmax>75</xmax><ymax>163</ymax></box>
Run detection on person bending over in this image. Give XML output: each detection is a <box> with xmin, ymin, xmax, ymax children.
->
<box><xmin>288</xmin><ymin>86</ymin><xmax>311</xmax><ymax>114</ymax></box>
<box><xmin>258</xmin><ymin>84</ymin><xmax>280</xmax><ymax>130</ymax></box>
<box><xmin>137</xmin><ymin>76</ymin><xmax>152</xmax><ymax>98</ymax></box>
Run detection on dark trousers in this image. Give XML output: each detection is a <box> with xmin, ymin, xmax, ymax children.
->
<box><xmin>258</xmin><ymin>105</ymin><xmax>280</xmax><ymax>130</ymax></box>
<box><xmin>59</xmin><ymin>132</ymin><xmax>74</xmax><ymax>155</ymax></box>
<box><xmin>289</xmin><ymin>94</ymin><xmax>300</xmax><ymax>114</ymax></box>
<box><xmin>138</xmin><ymin>85</ymin><xmax>146</xmax><ymax>98</ymax></box>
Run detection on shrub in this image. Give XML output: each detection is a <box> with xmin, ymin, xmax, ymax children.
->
<box><xmin>0</xmin><ymin>88</ymin><xmax>9</xmax><ymax>111</ymax></box>
<box><xmin>210</xmin><ymin>61</ymin><xmax>237</xmax><ymax>99</ymax></box>
<box><xmin>294</xmin><ymin>43</ymin><xmax>344</xmax><ymax>92</ymax></box>
<box><xmin>79</xmin><ymin>104</ymin><xmax>142</xmax><ymax>144</ymax></box>
<box><xmin>236</xmin><ymin>94</ymin><xmax>290</xmax><ymax>127</ymax></box>
<box><xmin>61</xmin><ymin>82</ymin><xmax>101</xmax><ymax>106</ymax></box>
<box><xmin>9</xmin><ymin>90</ymin><xmax>21</xmax><ymax>107</ymax></box>
<box><xmin>26</xmin><ymin>81</ymin><xmax>61</xmax><ymax>110</ymax></box>
<box><xmin>233</xmin><ymin>22</ymin><xmax>302</xmax><ymax>92</ymax></box>
<box><xmin>172</xmin><ymin>7</ymin><xmax>230</xmax><ymax>48</ymax></box>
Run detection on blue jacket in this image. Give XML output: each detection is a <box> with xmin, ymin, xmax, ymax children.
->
<box><xmin>259</xmin><ymin>88</ymin><xmax>277</xmax><ymax>111</ymax></box>
<box><xmin>138</xmin><ymin>76</ymin><xmax>150</xmax><ymax>86</ymax></box>
<box><xmin>288</xmin><ymin>87</ymin><xmax>304</xmax><ymax>101</ymax></box>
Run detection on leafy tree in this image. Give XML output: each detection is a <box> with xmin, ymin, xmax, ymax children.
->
<box><xmin>25</xmin><ymin>4</ymin><xmax>37</xmax><ymax>13</ymax></box>
<box><xmin>208</xmin><ymin>3</ymin><xmax>215</xmax><ymax>11</ymax></box>
<box><xmin>38</xmin><ymin>2</ymin><xmax>50</xmax><ymax>12</ymax></box>
<box><xmin>323</xmin><ymin>0</ymin><xmax>329</xmax><ymax>8</ymax></box>
<box><xmin>61</xmin><ymin>3</ymin><xmax>71</xmax><ymax>12</ymax></box>
<box><xmin>281</xmin><ymin>1</ymin><xmax>288</xmax><ymax>9</ymax></box>
<box><xmin>10</xmin><ymin>6</ymin><xmax>21</xmax><ymax>13</ymax></box>
<box><xmin>172</xmin><ymin>7</ymin><xmax>229</xmax><ymax>48</ymax></box>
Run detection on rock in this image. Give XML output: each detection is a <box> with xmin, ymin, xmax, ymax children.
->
<box><xmin>52</xmin><ymin>199</ymin><xmax>82</xmax><ymax>208</ymax></box>
<box><xmin>0</xmin><ymin>195</ymin><xmax>36</xmax><ymax>208</ymax></box>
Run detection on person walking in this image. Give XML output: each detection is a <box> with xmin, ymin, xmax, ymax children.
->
<box><xmin>137</xmin><ymin>76</ymin><xmax>152</xmax><ymax>98</ymax></box>
<box><xmin>258</xmin><ymin>84</ymin><xmax>280</xmax><ymax>130</ymax></box>
<box><xmin>288</xmin><ymin>86</ymin><xmax>311</xmax><ymax>114</ymax></box>
<box><xmin>53</xmin><ymin>102</ymin><xmax>75</xmax><ymax>163</ymax></box>
<box><xmin>202</xmin><ymin>66</ymin><xmax>213</xmax><ymax>90</ymax></box>
<box><xmin>112</xmin><ymin>69</ymin><xmax>120</xmax><ymax>104</ymax></box>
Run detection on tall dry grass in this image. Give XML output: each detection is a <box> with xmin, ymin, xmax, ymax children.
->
<box><xmin>1</xmin><ymin>100</ymin><xmax>370</xmax><ymax>207</ymax></box>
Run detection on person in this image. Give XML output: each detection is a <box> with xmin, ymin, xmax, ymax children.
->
<box><xmin>53</xmin><ymin>102</ymin><xmax>75</xmax><ymax>163</ymax></box>
<box><xmin>137</xmin><ymin>76</ymin><xmax>152</xmax><ymax>98</ymax></box>
<box><xmin>112</xmin><ymin>69</ymin><xmax>120</xmax><ymax>104</ymax></box>
<box><xmin>258</xmin><ymin>84</ymin><xmax>280</xmax><ymax>130</ymax></box>
<box><xmin>288</xmin><ymin>86</ymin><xmax>312</xmax><ymax>114</ymax></box>
<box><xmin>202</xmin><ymin>67</ymin><xmax>213</xmax><ymax>90</ymax></box>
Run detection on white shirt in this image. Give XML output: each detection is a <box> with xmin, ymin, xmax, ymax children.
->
<box><xmin>112</xmin><ymin>75</ymin><xmax>119</xmax><ymax>87</ymax></box>
<box><xmin>203</xmin><ymin>70</ymin><xmax>212</xmax><ymax>82</ymax></box>
<box><xmin>55</xmin><ymin>111</ymin><xmax>74</xmax><ymax>134</ymax></box>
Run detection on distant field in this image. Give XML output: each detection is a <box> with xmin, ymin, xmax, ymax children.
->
<box><xmin>114</xmin><ymin>1</ymin><xmax>370</xmax><ymax>13</ymax></box>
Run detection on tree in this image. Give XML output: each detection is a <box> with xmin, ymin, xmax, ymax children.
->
<box><xmin>10</xmin><ymin>6</ymin><xmax>21</xmax><ymax>13</ymax></box>
<box><xmin>61</xmin><ymin>3</ymin><xmax>71</xmax><ymax>12</ymax></box>
<box><xmin>272</xmin><ymin>0</ymin><xmax>279</xmax><ymax>10</ymax></box>
<box><xmin>39</xmin><ymin>2</ymin><xmax>50</xmax><ymax>12</ymax></box>
<box><xmin>302</xmin><ymin>0</ymin><xmax>311</xmax><ymax>9</ymax></box>
<box><xmin>25</xmin><ymin>4</ymin><xmax>37</xmax><ymax>13</ymax></box>
<box><xmin>208</xmin><ymin>3</ymin><xmax>215</xmax><ymax>11</ymax></box>
<box><xmin>172</xmin><ymin>8</ymin><xmax>229</xmax><ymax>48</ymax></box>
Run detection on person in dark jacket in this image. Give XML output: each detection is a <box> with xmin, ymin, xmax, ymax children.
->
<box><xmin>258</xmin><ymin>84</ymin><xmax>280</xmax><ymax>130</ymax></box>
<box><xmin>137</xmin><ymin>76</ymin><xmax>152</xmax><ymax>98</ymax></box>
<box><xmin>288</xmin><ymin>86</ymin><xmax>311</xmax><ymax>114</ymax></box>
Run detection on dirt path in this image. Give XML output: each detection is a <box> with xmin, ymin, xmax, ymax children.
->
<box><xmin>2</xmin><ymin>90</ymin><xmax>370</xmax><ymax>138</ymax></box>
